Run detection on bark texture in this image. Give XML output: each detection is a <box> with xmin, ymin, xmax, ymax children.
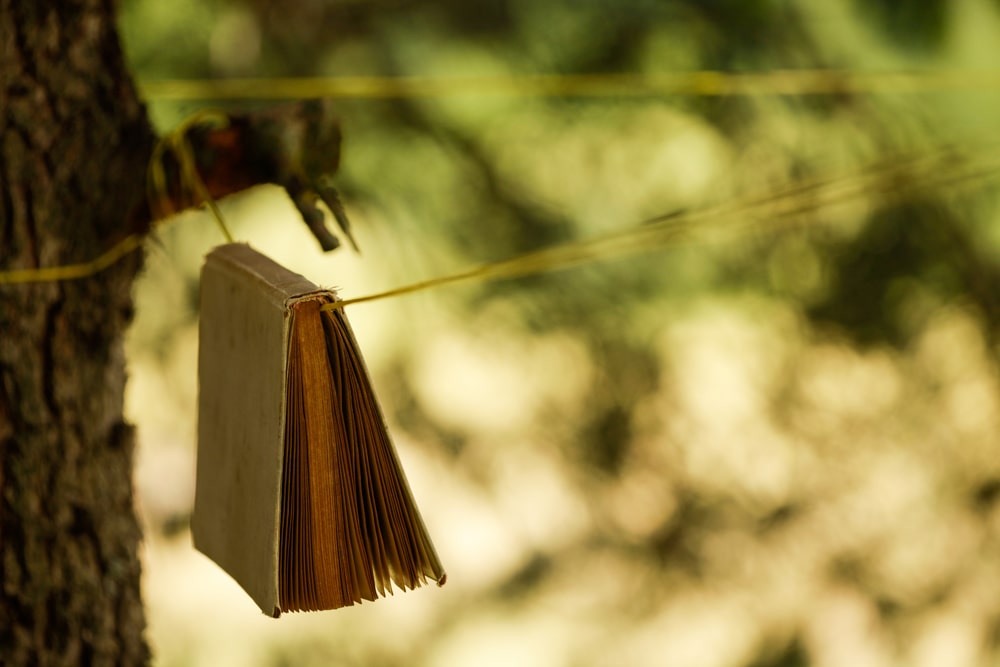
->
<box><xmin>0</xmin><ymin>1</ymin><xmax>156</xmax><ymax>664</ymax></box>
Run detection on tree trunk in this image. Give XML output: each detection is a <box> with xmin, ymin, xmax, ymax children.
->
<box><xmin>0</xmin><ymin>1</ymin><xmax>156</xmax><ymax>664</ymax></box>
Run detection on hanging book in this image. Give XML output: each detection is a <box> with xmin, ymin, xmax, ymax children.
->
<box><xmin>193</xmin><ymin>243</ymin><xmax>446</xmax><ymax>617</ymax></box>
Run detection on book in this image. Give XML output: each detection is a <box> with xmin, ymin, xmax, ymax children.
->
<box><xmin>192</xmin><ymin>243</ymin><xmax>446</xmax><ymax>617</ymax></box>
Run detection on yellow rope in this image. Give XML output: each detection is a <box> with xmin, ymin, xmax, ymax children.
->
<box><xmin>147</xmin><ymin>109</ymin><xmax>235</xmax><ymax>242</ymax></box>
<box><xmin>7</xmin><ymin>69</ymin><xmax>999</xmax><ymax>286</ymax></box>
<box><xmin>0</xmin><ymin>234</ymin><xmax>145</xmax><ymax>285</ymax></box>
<box><xmin>321</xmin><ymin>143</ymin><xmax>1000</xmax><ymax>309</ymax></box>
<box><xmin>0</xmin><ymin>111</ymin><xmax>239</xmax><ymax>286</ymax></box>
<box><xmin>139</xmin><ymin>70</ymin><xmax>1000</xmax><ymax>101</ymax></box>
<box><xmin>4</xmin><ymin>138</ymin><xmax>1000</xmax><ymax>295</ymax></box>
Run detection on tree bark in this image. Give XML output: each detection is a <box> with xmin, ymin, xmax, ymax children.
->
<box><xmin>0</xmin><ymin>1</ymin><xmax>156</xmax><ymax>664</ymax></box>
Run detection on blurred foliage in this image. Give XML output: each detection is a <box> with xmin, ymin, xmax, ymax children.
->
<box><xmin>119</xmin><ymin>1</ymin><xmax>1000</xmax><ymax>666</ymax></box>
<box><xmin>858</xmin><ymin>0</ymin><xmax>950</xmax><ymax>50</ymax></box>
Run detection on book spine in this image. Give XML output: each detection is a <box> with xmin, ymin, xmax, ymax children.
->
<box><xmin>206</xmin><ymin>243</ymin><xmax>339</xmax><ymax>304</ymax></box>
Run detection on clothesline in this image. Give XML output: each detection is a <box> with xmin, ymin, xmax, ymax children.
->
<box><xmin>138</xmin><ymin>69</ymin><xmax>1000</xmax><ymax>101</ymax></box>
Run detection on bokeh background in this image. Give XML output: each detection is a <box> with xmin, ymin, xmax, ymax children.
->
<box><xmin>118</xmin><ymin>1</ymin><xmax>1000</xmax><ymax>665</ymax></box>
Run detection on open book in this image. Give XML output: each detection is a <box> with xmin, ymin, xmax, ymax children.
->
<box><xmin>193</xmin><ymin>243</ymin><xmax>445</xmax><ymax>617</ymax></box>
